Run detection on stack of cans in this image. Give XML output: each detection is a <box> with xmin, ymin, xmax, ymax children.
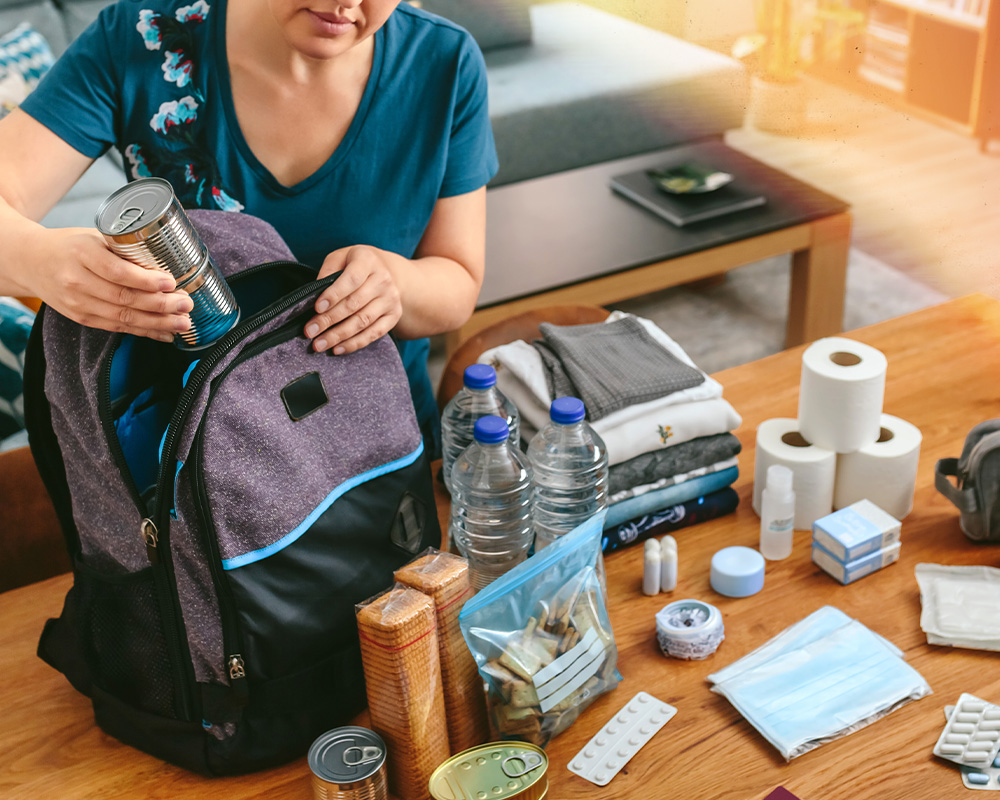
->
<box><xmin>308</xmin><ymin>727</ymin><xmax>388</xmax><ymax>800</ymax></box>
<box><xmin>96</xmin><ymin>177</ymin><xmax>240</xmax><ymax>350</ymax></box>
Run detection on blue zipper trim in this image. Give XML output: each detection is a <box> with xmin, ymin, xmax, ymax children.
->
<box><xmin>221</xmin><ymin>439</ymin><xmax>424</xmax><ymax>570</ymax></box>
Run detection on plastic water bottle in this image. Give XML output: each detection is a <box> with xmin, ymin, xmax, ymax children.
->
<box><xmin>449</xmin><ymin>415</ymin><xmax>534</xmax><ymax>591</ymax></box>
<box><xmin>440</xmin><ymin>364</ymin><xmax>520</xmax><ymax>495</ymax></box>
<box><xmin>527</xmin><ymin>397</ymin><xmax>609</xmax><ymax>549</ymax></box>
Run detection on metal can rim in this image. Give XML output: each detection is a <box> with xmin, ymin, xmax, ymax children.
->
<box><xmin>95</xmin><ymin>177</ymin><xmax>175</xmax><ymax>236</ymax></box>
<box><xmin>308</xmin><ymin>726</ymin><xmax>387</xmax><ymax>785</ymax></box>
<box><xmin>429</xmin><ymin>741</ymin><xmax>549</xmax><ymax>800</ymax></box>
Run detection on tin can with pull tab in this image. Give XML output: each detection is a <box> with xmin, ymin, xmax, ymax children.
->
<box><xmin>429</xmin><ymin>742</ymin><xmax>549</xmax><ymax>800</ymax></box>
<box><xmin>308</xmin><ymin>726</ymin><xmax>389</xmax><ymax>800</ymax></box>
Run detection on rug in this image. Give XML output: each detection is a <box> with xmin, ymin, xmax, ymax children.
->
<box><xmin>428</xmin><ymin>249</ymin><xmax>949</xmax><ymax>385</ymax></box>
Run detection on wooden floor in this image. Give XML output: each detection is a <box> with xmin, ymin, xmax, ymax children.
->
<box><xmin>726</xmin><ymin>77</ymin><xmax>1000</xmax><ymax>300</ymax></box>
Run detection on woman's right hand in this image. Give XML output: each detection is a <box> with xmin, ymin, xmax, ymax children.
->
<box><xmin>22</xmin><ymin>226</ymin><xmax>193</xmax><ymax>342</ymax></box>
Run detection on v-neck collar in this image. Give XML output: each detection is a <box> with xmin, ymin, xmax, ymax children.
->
<box><xmin>213</xmin><ymin>0</ymin><xmax>384</xmax><ymax>195</ymax></box>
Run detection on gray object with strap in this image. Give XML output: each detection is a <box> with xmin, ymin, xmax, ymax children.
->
<box><xmin>935</xmin><ymin>419</ymin><xmax>1000</xmax><ymax>543</ymax></box>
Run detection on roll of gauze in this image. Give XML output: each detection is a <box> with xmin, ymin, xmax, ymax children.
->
<box><xmin>798</xmin><ymin>337</ymin><xmax>887</xmax><ymax>453</ymax></box>
<box><xmin>753</xmin><ymin>418</ymin><xmax>836</xmax><ymax>530</ymax></box>
<box><xmin>834</xmin><ymin>413</ymin><xmax>922</xmax><ymax>519</ymax></box>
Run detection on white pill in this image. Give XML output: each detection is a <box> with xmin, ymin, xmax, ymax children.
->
<box><xmin>957</xmin><ymin>713</ymin><xmax>981</xmax><ymax>723</ymax></box>
<box><xmin>607</xmin><ymin>726</ymin><xmax>618</xmax><ymax>735</ymax></box>
<box><xmin>572</xmin><ymin>761</ymin><xmax>584</xmax><ymax>771</ymax></box>
<box><xmin>584</xmin><ymin>749</ymin><xmax>595</xmax><ymax>758</ymax></box>
<box><xmin>638</xmin><ymin>695</ymin><xmax>649</xmax><ymax>704</ymax></box>
<box><xmin>628</xmin><ymin>736</ymin><xmax>640</xmax><ymax>746</ymax></box>
<box><xmin>983</xmin><ymin>709</ymin><xmax>1000</xmax><ymax>720</ymax></box>
<box><xmin>595</xmin><ymin>736</ymin><xmax>607</xmax><ymax>746</ymax></box>
<box><xmin>946</xmin><ymin>734</ymin><xmax>970</xmax><ymax>744</ymax></box>
<box><xmin>606</xmin><ymin>759</ymin><xmax>617</xmax><ymax>769</ymax></box>
<box><xmin>965</xmin><ymin>752</ymin><xmax>990</xmax><ymax>762</ymax></box>
<box><xmin>961</xmin><ymin>701</ymin><xmax>987</xmax><ymax>713</ymax></box>
<box><xmin>979</xmin><ymin>721</ymin><xmax>1000</xmax><ymax>730</ymax></box>
<box><xmin>968</xmin><ymin>741</ymin><xmax>994</xmax><ymax>751</ymax></box>
<box><xmin>639</xmin><ymin>725</ymin><xmax>651</xmax><ymax>735</ymax></box>
<box><xmin>618</xmin><ymin>714</ymin><xmax>628</xmax><ymax>723</ymax></box>
<box><xmin>618</xmin><ymin>748</ymin><xmax>629</xmax><ymax>758</ymax></box>
<box><xmin>595</xmin><ymin>773</ymin><xmax>607</xmax><ymax>783</ymax></box>
<box><xmin>940</xmin><ymin>744</ymin><xmax>964</xmax><ymax>754</ymax></box>
<box><xmin>978</xmin><ymin>730</ymin><xmax>1000</xmax><ymax>741</ymax></box>
<box><xmin>952</xmin><ymin>723</ymin><xmax>976</xmax><ymax>733</ymax></box>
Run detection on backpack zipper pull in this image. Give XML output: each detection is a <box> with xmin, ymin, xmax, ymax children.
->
<box><xmin>228</xmin><ymin>654</ymin><xmax>249</xmax><ymax>703</ymax></box>
<box><xmin>140</xmin><ymin>518</ymin><xmax>160</xmax><ymax>564</ymax></box>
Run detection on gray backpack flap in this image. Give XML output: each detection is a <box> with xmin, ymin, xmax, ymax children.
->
<box><xmin>24</xmin><ymin>211</ymin><xmax>440</xmax><ymax>774</ymax></box>
<box><xmin>935</xmin><ymin>419</ymin><xmax>1000</xmax><ymax>543</ymax></box>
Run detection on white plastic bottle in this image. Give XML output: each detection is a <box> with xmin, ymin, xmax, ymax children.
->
<box><xmin>449</xmin><ymin>415</ymin><xmax>534</xmax><ymax>591</ymax></box>
<box><xmin>527</xmin><ymin>397</ymin><xmax>609</xmax><ymax>549</ymax></box>
<box><xmin>759</xmin><ymin>464</ymin><xmax>796</xmax><ymax>560</ymax></box>
<box><xmin>440</xmin><ymin>364</ymin><xmax>520</xmax><ymax>496</ymax></box>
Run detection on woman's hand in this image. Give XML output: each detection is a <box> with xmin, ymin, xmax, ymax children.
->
<box><xmin>305</xmin><ymin>245</ymin><xmax>403</xmax><ymax>355</ymax></box>
<box><xmin>22</xmin><ymin>226</ymin><xmax>193</xmax><ymax>342</ymax></box>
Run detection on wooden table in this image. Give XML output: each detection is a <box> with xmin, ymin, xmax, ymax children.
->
<box><xmin>450</xmin><ymin>141</ymin><xmax>852</xmax><ymax>354</ymax></box>
<box><xmin>3</xmin><ymin>294</ymin><xmax>999</xmax><ymax>799</ymax></box>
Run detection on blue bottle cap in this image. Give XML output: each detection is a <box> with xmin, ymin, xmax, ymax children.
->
<box><xmin>710</xmin><ymin>546</ymin><xmax>765</xmax><ymax>598</ymax></box>
<box><xmin>550</xmin><ymin>396</ymin><xmax>585</xmax><ymax>424</ymax></box>
<box><xmin>463</xmin><ymin>364</ymin><xmax>497</xmax><ymax>390</ymax></box>
<box><xmin>474</xmin><ymin>415</ymin><xmax>509</xmax><ymax>444</ymax></box>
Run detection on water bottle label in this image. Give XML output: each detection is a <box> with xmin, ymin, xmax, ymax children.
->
<box><xmin>768</xmin><ymin>517</ymin><xmax>793</xmax><ymax>532</ymax></box>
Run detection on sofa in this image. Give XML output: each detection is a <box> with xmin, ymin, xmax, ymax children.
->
<box><xmin>1</xmin><ymin>0</ymin><xmax>747</xmax><ymax>225</ymax></box>
<box><xmin>0</xmin><ymin>0</ymin><xmax>747</xmax><ymax>589</ymax></box>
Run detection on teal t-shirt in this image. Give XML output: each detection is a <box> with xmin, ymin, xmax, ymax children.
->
<box><xmin>21</xmin><ymin>0</ymin><xmax>499</xmax><ymax>454</ymax></box>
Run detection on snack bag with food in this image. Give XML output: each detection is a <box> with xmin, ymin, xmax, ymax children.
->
<box><xmin>458</xmin><ymin>513</ymin><xmax>621</xmax><ymax>748</ymax></box>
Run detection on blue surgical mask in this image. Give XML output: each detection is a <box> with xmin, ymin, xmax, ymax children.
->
<box><xmin>707</xmin><ymin>606</ymin><xmax>932</xmax><ymax>760</ymax></box>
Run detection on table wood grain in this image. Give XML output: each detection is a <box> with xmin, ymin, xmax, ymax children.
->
<box><xmin>2</xmin><ymin>294</ymin><xmax>999</xmax><ymax>800</ymax></box>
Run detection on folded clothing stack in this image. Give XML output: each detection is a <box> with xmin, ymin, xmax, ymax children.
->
<box><xmin>811</xmin><ymin>499</ymin><xmax>901</xmax><ymax>584</ymax></box>
<box><xmin>481</xmin><ymin>312</ymin><xmax>742</xmax><ymax>550</ymax></box>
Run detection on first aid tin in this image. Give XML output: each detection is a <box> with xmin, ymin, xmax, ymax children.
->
<box><xmin>429</xmin><ymin>742</ymin><xmax>548</xmax><ymax>800</ymax></box>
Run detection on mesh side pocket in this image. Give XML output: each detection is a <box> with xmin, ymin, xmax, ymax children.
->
<box><xmin>75</xmin><ymin>559</ymin><xmax>177</xmax><ymax>718</ymax></box>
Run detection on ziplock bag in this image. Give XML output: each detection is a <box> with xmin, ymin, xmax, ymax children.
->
<box><xmin>458</xmin><ymin>512</ymin><xmax>620</xmax><ymax>748</ymax></box>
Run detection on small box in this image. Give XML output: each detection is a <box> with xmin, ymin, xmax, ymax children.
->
<box><xmin>811</xmin><ymin>499</ymin><xmax>901</xmax><ymax>562</ymax></box>
<box><xmin>811</xmin><ymin>540</ymin><xmax>902</xmax><ymax>585</ymax></box>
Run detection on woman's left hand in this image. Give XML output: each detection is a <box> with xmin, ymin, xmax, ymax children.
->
<box><xmin>305</xmin><ymin>245</ymin><xmax>403</xmax><ymax>355</ymax></box>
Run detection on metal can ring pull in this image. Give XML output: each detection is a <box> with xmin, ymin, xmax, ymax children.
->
<box><xmin>501</xmin><ymin>752</ymin><xmax>544</xmax><ymax>778</ymax></box>
<box><xmin>342</xmin><ymin>745</ymin><xmax>382</xmax><ymax>767</ymax></box>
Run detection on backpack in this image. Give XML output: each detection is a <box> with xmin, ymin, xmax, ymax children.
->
<box><xmin>22</xmin><ymin>210</ymin><xmax>440</xmax><ymax>775</ymax></box>
<box><xmin>935</xmin><ymin>419</ymin><xmax>1000</xmax><ymax>543</ymax></box>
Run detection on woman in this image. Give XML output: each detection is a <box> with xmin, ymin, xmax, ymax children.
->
<box><xmin>0</xmin><ymin>0</ymin><xmax>497</xmax><ymax>452</ymax></box>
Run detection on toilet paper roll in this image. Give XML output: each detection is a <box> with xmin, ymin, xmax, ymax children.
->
<box><xmin>798</xmin><ymin>337</ymin><xmax>888</xmax><ymax>454</ymax></box>
<box><xmin>753</xmin><ymin>417</ymin><xmax>836</xmax><ymax>530</ymax></box>
<box><xmin>834</xmin><ymin>413</ymin><xmax>922</xmax><ymax>519</ymax></box>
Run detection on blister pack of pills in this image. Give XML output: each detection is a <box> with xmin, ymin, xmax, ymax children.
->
<box><xmin>568</xmin><ymin>691</ymin><xmax>677</xmax><ymax>786</ymax></box>
<box><xmin>934</xmin><ymin>695</ymin><xmax>1000</xmax><ymax>770</ymax></box>
<box><xmin>943</xmin><ymin>704</ymin><xmax>1000</xmax><ymax>791</ymax></box>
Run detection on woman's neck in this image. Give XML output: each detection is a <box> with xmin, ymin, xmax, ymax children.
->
<box><xmin>227</xmin><ymin>0</ymin><xmax>374</xmax><ymax>86</ymax></box>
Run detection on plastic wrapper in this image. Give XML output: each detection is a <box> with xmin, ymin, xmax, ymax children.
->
<box><xmin>355</xmin><ymin>586</ymin><xmax>450</xmax><ymax>800</ymax></box>
<box><xmin>458</xmin><ymin>513</ymin><xmax>621</xmax><ymax>748</ymax></box>
<box><xmin>393</xmin><ymin>548</ymin><xmax>490</xmax><ymax>753</ymax></box>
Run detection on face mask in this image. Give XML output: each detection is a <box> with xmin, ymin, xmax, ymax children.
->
<box><xmin>707</xmin><ymin>605</ymin><xmax>932</xmax><ymax>760</ymax></box>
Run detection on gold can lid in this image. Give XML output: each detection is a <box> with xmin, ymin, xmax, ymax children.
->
<box><xmin>429</xmin><ymin>742</ymin><xmax>548</xmax><ymax>800</ymax></box>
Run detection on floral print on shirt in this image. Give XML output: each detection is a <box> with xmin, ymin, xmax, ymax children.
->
<box><xmin>127</xmin><ymin>2</ymin><xmax>244</xmax><ymax>213</ymax></box>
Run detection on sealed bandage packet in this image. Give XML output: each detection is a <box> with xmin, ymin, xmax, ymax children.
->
<box><xmin>394</xmin><ymin>549</ymin><xmax>490</xmax><ymax>754</ymax></box>
<box><xmin>356</xmin><ymin>587</ymin><xmax>450</xmax><ymax>800</ymax></box>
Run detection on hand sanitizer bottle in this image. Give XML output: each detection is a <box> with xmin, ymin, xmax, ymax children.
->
<box><xmin>759</xmin><ymin>464</ymin><xmax>795</xmax><ymax>560</ymax></box>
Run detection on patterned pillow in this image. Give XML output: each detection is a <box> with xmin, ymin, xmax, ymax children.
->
<box><xmin>0</xmin><ymin>297</ymin><xmax>35</xmax><ymax>439</ymax></box>
<box><xmin>0</xmin><ymin>22</ymin><xmax>56</xmax><ymax>91</ymax></box>
<box><xmin>0</xmin><ymin>69</ymin><xmax>29</xmax><ymax>120</ymax></box>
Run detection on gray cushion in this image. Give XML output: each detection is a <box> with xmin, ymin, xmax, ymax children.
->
<box><xmin>0</xmin><ymin>0</ymin><xmax>67</xmax><ymax>56</ymax></box>
<box><xmin>486</xmin><ymin>3</ymin><xmax>747</xmax><ymax>186</ymax></box>
<box><xmin>419</xmin><ymin>0</ymin><xmax>531</xmax><ymax>52</ymax></box>
<box><xmin>59</xmin><ymin>0</ymin><xmax>115</xmax><ymax>41</ymax></box>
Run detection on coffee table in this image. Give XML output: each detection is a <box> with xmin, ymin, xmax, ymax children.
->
<box><xmin>449</xmin><ymin>140</ymin><xmax>851</xmax><ymax>353</ymax></box>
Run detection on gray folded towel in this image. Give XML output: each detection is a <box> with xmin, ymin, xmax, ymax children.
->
<box><xmin>608</xmin><ymin>433</ymin><xmax>742</xmax><ymax>495</ymax></box>
<box><xmin>533</xmin><ymin>316</ymin><xmax>705</xmax><ymax>420</ymax></box>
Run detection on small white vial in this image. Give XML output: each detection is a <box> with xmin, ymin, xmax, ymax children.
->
<box><xmin>643</xmin><ymin>541</ymin><xmax>661</xmax><ymax>595</ymax></box>
<box><xmin>759</xmin><ymin>464</ymin><xmax>795</xmax><ymax>560</ymax></box>
<box><xmin>659</xmin><ymin>535</ymin><xmax>677</xmax><ymax>592</ymax></box>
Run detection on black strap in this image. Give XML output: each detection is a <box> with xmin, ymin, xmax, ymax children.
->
<box><xmin>935</xmin><ymin>457</ymin><xmax>978</xmax><ymax>513</ymax></box>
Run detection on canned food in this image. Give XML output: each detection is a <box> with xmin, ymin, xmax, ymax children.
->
<box><xmin>95</xmin><ymin>177</ymin><xmax>240</xmax><ymax>350</ymax></box>
<box><xmin>308</xmin><ymin>726</ymin><xmax>389</xmax><ymax>800</ymax></box>
<box><xmin>429</xmin><ymin>742</ymin><xmax>548</xmax><ymax>800</ymax></box>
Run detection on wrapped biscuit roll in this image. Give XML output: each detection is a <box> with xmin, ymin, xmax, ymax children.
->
<box><xmin>394</xmin><ymin>550</ymin><xmax>489</xmax><ymax>754</ymax></box>
<box><xmin>356</xmin><ymin>587</ymin><xmax>449</xmax><ymax>800</ymax></box>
